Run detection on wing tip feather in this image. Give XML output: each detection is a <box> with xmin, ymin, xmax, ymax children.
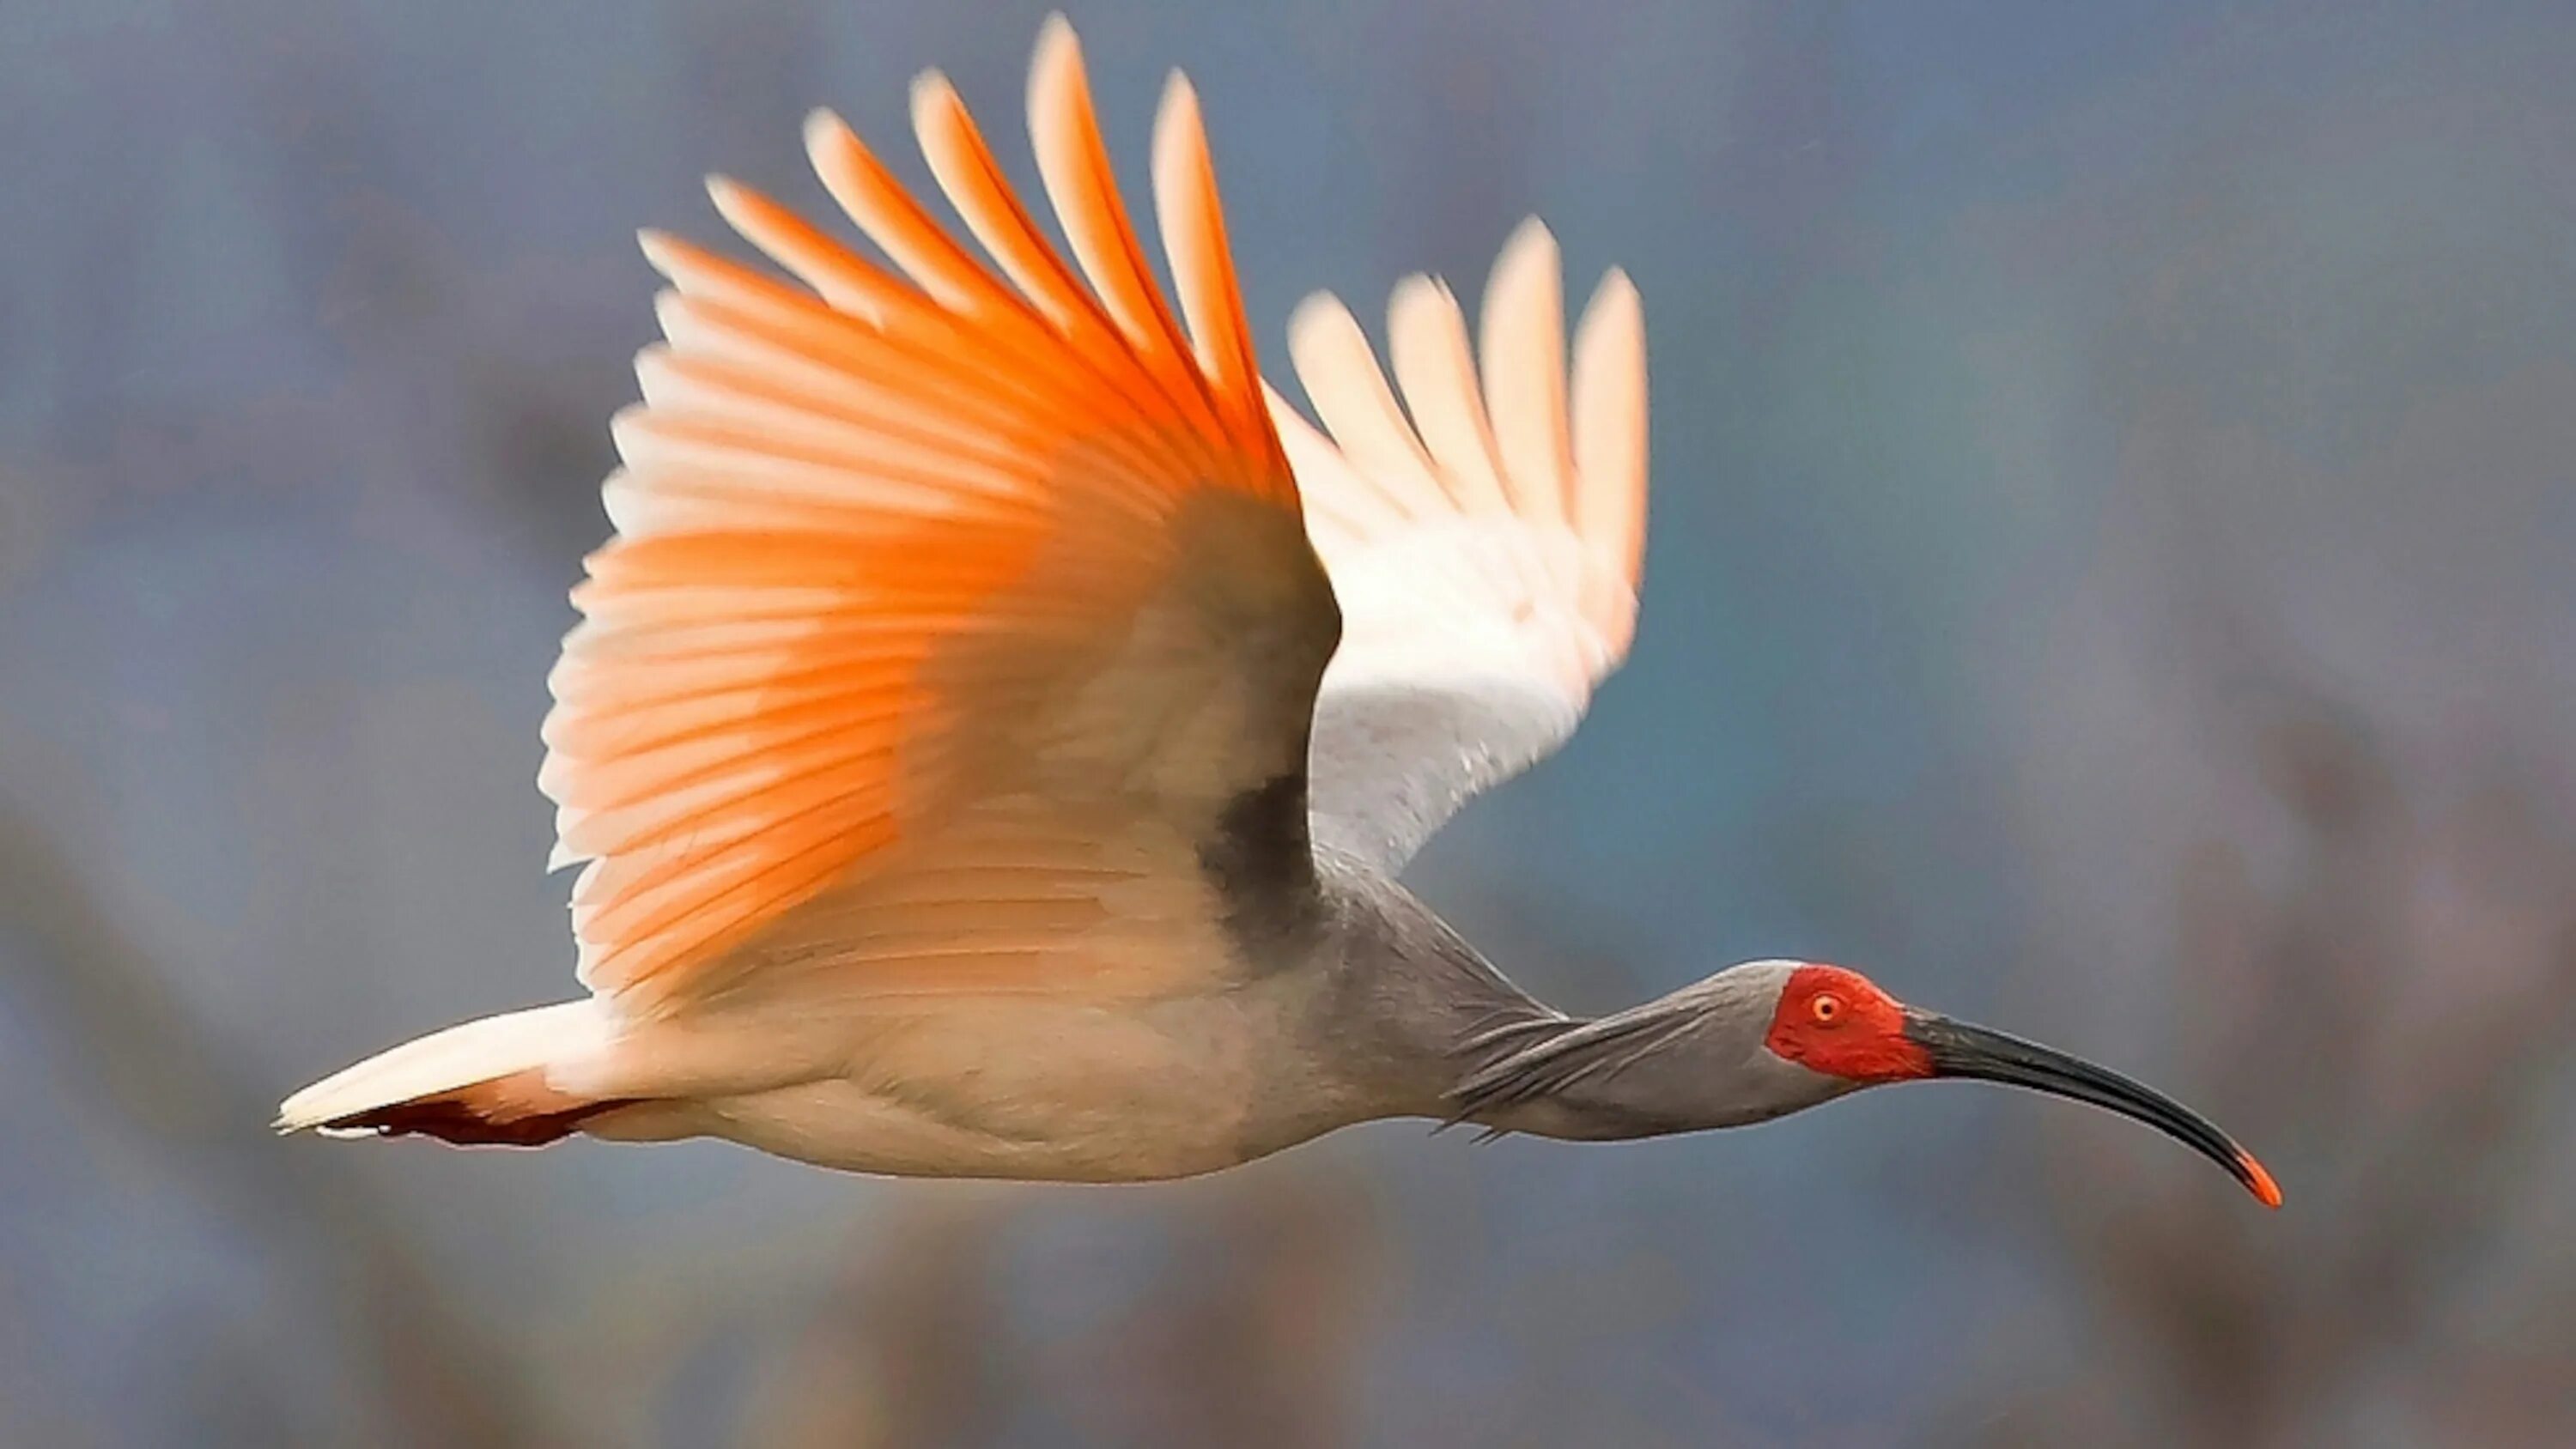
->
<box><xmin>1034</xmin><ymin>11</ymin><xmax>1079</xmax><ymax>67</ymax></box>
<box><xmin>1029</xmin><ymin>12</ymin><xmax>1084</xmax><ymax>120</ymax></box>
<box><xmin>1285</xmin><ymin>288</ymin><xmax>1358</xmax><ymax>364</ymax></box>
<box><xmin>1150</xmin><ymin>65</ymin><xmax>1258</xmax><ymax>408</ymax></box>
<box><xmin>1570</xmin><ymin>262</ymin><xmax>1649</xmax><ymax>595</ymax></box>
<box><xmin>1154</xmin><ymin>66</ymin><xmax>1201</xmax><ymax>131</ymax></box>
<box><xmin>1494</xmin><ymin>215</ymin><xmax>1560</xmax><ymax>291</ymax></box>
<box><xmin>801</xmin><ymin>106</ymin><xmax>849</xmax><ymax>156</ymax></box>
<box><xmin>636</xmin><ymin>227</ymin><xmax>683</xmax><ymax>270</ymax></box>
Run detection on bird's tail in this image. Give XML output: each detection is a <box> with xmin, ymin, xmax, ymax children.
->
<box><xmin>275</xmin><ymin>999</ymin><xmax>626</xmax><ymax>1147</ymax></box>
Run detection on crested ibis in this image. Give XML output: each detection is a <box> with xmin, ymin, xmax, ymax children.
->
<box><xmin>279</xmin><ymin>17</ymin><xmax>2280</xmax><ymax>1211</ymax></box>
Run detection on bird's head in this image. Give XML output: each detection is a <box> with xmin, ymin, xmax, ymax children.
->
<box><xmin>1753</xmin><ymin>961</ymin><xmax>2281</xmax><ymax>1207</ymax></box>
<box><xmin>1451</xmin><ymin>959</ymin><xmax>2277</xmax><ymax>1209</ymax></box>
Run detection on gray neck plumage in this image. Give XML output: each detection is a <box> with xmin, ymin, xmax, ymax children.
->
<box><xmin>1441</xmin><ymin>965</ymin><xmax>1843</xmax><ymax>1141</ymax></box>
<box><xmin>1314</xmin><ymin>870</ymin><xmax>1841</xmax><ymax>1142</ymax></box>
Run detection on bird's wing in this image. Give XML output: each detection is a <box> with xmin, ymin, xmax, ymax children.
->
<box><xmin>543</xmin><ymin>20</ymin><xmax>1339</xmax><ymax>1016</ymax></box>
<box><xmin>1272</xmin><ymin>221</ymin><xmax>1647</xmax><ymax>871</ymax></box>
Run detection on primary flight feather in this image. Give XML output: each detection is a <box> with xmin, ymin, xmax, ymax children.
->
<box><xmin>281</xmin><ymin>17</ymin><xmax>2277</xmax><ymax>1209</ymax></box>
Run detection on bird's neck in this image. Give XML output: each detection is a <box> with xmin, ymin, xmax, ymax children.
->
<box><xmin>1320</xmin><ymin>868</ymin><xmax>1838</xmax><ymax>1141</ymax></box>
<box><xmin>1437</xmin><ymin>969</ymin><xmax>1845</xmax><ymax>1143</ymax></box>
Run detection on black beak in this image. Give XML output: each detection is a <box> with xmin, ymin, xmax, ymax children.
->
<box><xmin>1902</xmin><ymin>1011</ymin><xmax>2281</xmax><ymax>1208</ymax></box>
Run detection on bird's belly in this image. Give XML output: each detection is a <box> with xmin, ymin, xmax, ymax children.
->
<box><xmin>674</xmin><ymin>994</ymin><xmax>1357</xmax><ymax>1183</ymax></box>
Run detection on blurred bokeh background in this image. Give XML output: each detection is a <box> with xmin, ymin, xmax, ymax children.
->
<box><xmin>5</xmin><ymin>1</ymin><xmax>2574</xmax><ymax>1444</ymax></box>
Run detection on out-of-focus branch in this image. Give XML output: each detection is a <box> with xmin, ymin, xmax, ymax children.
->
<box><xmin>0</xmin><ymin>796</ymin><xmax>548</xmax><ymax>1447</ymax></box>
<box><xmin>1964</xmin><ymin>695</ymin><xmax>2576</xmax><ymax>1446</ymax></box>
<box><xmin>728</xmin><ymin>1173</ymin><xmax>1380</xmax><ymax>1448</ymax></box>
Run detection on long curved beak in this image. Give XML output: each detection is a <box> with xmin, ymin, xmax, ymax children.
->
<box><xmin>1902</xmin><ymin>1011</ymin><xmax>2281</xmax><ymax>1209</ymax></box>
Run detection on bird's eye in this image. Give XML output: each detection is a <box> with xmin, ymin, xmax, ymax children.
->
<box><xmin>1810</xmin><ymin>994</ymin><xmax>1844</xmax><ymax>1025</ymax></box>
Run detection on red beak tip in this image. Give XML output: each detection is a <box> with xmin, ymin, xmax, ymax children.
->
<box><xmin>2239</xmin><ymin>1151</ymin><xmax>2283</xmax><ymax>1210</ymax></box>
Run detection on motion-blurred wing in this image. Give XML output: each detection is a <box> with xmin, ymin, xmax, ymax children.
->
<box><xmin>1273</xmin><ymin>221</ymin><xmax>1647</xmax><ymax>871</ymax></box>
<box><xmin>544</xmin><ymin>20</ymin><xmax>1338</xmax><ymax>1014</ymax></box>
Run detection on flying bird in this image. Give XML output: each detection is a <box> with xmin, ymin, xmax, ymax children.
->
<box><xmin>280</xmin><ymin>18</ymin><xmax>2279</xmax><ymax>1210</ymax></box>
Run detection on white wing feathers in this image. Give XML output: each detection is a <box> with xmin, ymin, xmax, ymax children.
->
<box><xmin>1274</xmin><ymin>220</ymin><xmax>1649</xmax><ymax>870</ymax></box>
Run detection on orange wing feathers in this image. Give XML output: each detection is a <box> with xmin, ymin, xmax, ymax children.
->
<box><xmin>544</xmin><ymin>19</ymin><xmax>1328</xmax><ymax>1009</ymax></box>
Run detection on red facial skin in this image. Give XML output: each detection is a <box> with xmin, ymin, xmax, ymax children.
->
<box><xmin>1762</xmin><ymin>963</ymin><xmax>1935</xmax><ymax>1083</ymax></box>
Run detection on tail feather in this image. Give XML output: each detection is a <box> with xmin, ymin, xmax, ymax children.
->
<box><xmin>276</xmin><ymin>1000</ymin><xmax>613</xmax><ymax>1147</ymax></box>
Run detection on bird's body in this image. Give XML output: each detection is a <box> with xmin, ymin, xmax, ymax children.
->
<box><xmin>354</xmin><ymin>861</ymin><xmax>1750</xmax><ymax>1183</ymax></box>
<box><xmin>281</xmin><ymin>18</ymin><xmax>2278</xmax><ymax>1210</ymax></box>
<box><xmin>586</xmin><ymin>984</ymin><xmax>1354</xmax><ymax>1183</ymax></box>
<box><xmin>398</xmin><ymin>858</ymin><xmax>1856</xmax><ymax>1183</ymax></box>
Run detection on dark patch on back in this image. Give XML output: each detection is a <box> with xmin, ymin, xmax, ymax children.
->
<box><xmin>1200</xmin><ymin>772</ymin><xmax>1321</xmax><ymax>964</ymax></box>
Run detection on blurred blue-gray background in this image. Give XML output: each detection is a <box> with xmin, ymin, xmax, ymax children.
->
<box><xmin>5</xmin><ymin>2</ymin><xmax>2574</xmax><ymax>1444</ymax></box>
